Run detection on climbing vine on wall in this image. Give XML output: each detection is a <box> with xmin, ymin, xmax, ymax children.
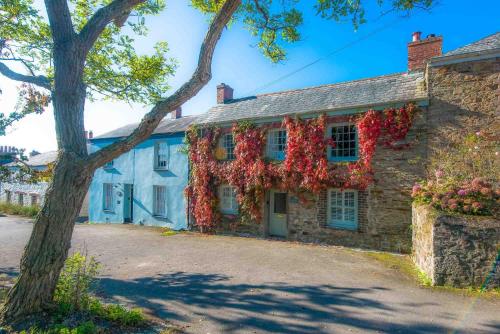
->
<box><xmin>186</xmin><ymin>104</ymin><xmax>417</xmax><ymax>231</ymax></box>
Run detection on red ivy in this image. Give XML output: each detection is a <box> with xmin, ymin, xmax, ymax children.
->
<box><xmin>186</xmin><ymin>104</ymin><xmax>416</xmax><ymax>230</ymax></box>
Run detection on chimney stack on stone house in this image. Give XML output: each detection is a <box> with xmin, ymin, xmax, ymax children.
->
<box><xmin>217</xmin><ymin>83</ymin><xmax>233</xmax><ymax>104</ymax></box>
<box><xmin>171</xmin><ymin>107</ymin><xmax>182</xmax><ymax>119</ymax></box>
<box><xmin>408</xmin><ymin>32</ymin><xmax>443</xmax><ymax>71</ymax></box>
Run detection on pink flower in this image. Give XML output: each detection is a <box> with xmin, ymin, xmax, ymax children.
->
<box><xmin>435</xmin><ymin>169</ymin><xmax>444</xmax><ymax>179</ymax></box>
<box><xmin>475</xmin><ymin>131</ymin><xmax>481</xmax><ymax>136</ymax></box>
<box><xmin>457</xmin><ymin>189</ymin><xmax>467</xmax><ymax>196</ymax></box>
<box><xmin>412</xmin><ymin>184</ymin><xmax>421</xmax><ymax>196</ymax></box>
<box><xmin>472</xmin><ymin>202</ymin><xmax>482</xmax><ymax>209</ymax></box>
<box><xmin>449</xmin><ymin>203</ymin><xmax>458</xmax><ymax>210</ymax></box>
<box><xmin>448</xmin><ymin>198</ymin><xmax>458</xmax><ymax>205</ymax></box>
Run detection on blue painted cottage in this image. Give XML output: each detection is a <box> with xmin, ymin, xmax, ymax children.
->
<box><xmin>89</xmin><ymin>109</ymin><xmax>195</xmax><ymax>230</ymax></box>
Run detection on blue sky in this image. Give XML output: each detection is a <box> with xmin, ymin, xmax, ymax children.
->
<box><xmin>1</xmin><ymin>0</ymin><xmax>499</xmax><ymax>152</ymax></box>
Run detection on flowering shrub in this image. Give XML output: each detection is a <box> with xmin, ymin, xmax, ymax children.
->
<box><xmin>413</xmin><ymin>131</ymin><xmax>499</xmax><ymax>217</ymax></box>
<box><xmin>412</xmin><ymin>178</ymin><xmax>499</xmax><ymax>216</ymax></box>
<box><xmin>186</xmin><ymin>104</ymin><xmax>417</xmax><ymax>230</ymax></box>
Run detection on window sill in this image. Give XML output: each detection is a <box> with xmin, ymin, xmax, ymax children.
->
<box><xmin>153</xmin><ymin>215</ymin><xmax>169</xmax><ymax>220</ymax></box>
<box><xmin>103</xmin><ymin>210</ymin><xmax>115</xmax><ymax>214</ymax></box>
<box><xmin>326</xmin><ymin>224</ymin><xmax>358</xmax><ymax>232</ymax></box>
<box><xmin>154</xmin><ymin>167</ymin><xmax>169</xmax><ymax>171</ymax></box>
<box><xmin>327</xmin><ymin>157</ymin><xmax>358</xmax><ymax>163</ymax></box>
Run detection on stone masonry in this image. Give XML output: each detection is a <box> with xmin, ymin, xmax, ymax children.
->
<box><xmin>413</xmin><ymin>204</ymin><xmax>499</xmax><ymax>288</ymax></box>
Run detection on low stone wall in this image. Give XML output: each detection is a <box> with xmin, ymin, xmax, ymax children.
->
<box><xmin>412</xmin><ymin>204</ymin><xmax>499</xmax><ymax>288</ymax></box>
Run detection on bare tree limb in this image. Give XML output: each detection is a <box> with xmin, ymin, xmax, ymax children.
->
<box><xmin>44</xmin><ymin>0</ymin><xmax>76</xmax><ymax>43</ymax></box>
<box><xmin>78</xmin><ymin>0</ymin><xmax>145</xmax><ymax>53</ymax></box>
<box><xmin>87</xmin><ymin>0</ymin><xmax>242</xmax><ymax>169</ymax></box>
<box><xmin>0</xmin><ymin>62</ymin><xmax>51</xmax><ymax>90</ymax></box>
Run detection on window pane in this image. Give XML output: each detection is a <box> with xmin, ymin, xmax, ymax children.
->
<box><xmin>156</xmin><ymin>142</ymin><xmax>168</xmax><ymax>169</ymax></box>
<box><xmin>330</xmin><ymin>124</ymin><xmax>357</xmax><ymax>159</ymax></box>
<box><xmin>154</xmin><ymin>186</ymin><xmax>167</xmax><ymax>217</ymax></box>
<box><xmin>223</xmin><ymin>134</ymin><xmax>235</xmax><ymax>160</ymax></box>
<box><xmin>220</xmin><ymin>185</ymin><xmax>238</xmax><ymax>213</ymax></box>
<box><xmin>103</xmin><ymin>183</ymin><xmax>113</xmax><ymax>211</ymax></box>
<box><xmin>273</xmin><ymin>193</ymin><xmax>287</xmax><ymax>214</ymax></box>
<box><xmin>328</xmin><ymin>189</ymin><xmax>357</xmax><ymax>229</ymax></box>
<box><xmin>267</xmin><ymin>129</ymin><xmax>287</xmax><ymax>160</ymax></box>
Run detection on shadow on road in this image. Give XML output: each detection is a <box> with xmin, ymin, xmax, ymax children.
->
<box><xmin>98</xmin><ymin>271</ymin><xmax>462</xmax><ymax>334</ymax></box>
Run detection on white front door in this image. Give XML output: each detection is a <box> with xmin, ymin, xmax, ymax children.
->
<box><xmin>269</xmin><ymin>190</ymin><xmax>287</xmax><ymax>237</ymax></box>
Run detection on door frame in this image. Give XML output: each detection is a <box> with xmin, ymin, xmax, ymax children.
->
<box><xmin>267</xmin><ymin>189</ymin><xmax>288</xmax><ymax>237</ymax></box>
<box><xmin>123</xmin><ymin>184</ymin><xmax>134</xmax><ymax>223</ymax></box>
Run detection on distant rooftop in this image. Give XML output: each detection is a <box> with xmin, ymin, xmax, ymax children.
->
<box><xmin>93</xmin><ymin>115</ymin><xmax>197</xmax><ymax>140</ymax></box>
<box><xmin>195</xmin><ymin>72</ymin><xmax>427</xmax><ymax>125</ymax></box>
<box><xmin>443</xmin><ymin>32</ymin><xmax>500</xmax><ymax>57</ymax></box>
<box><xmin>5</xmin><ymin>150</ymin><xmax>58</xmax><ymax>168</ymax></box>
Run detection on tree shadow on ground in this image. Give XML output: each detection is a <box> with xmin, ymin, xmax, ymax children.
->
<box><xmin>97</xmin><ymin>271</ymin><xmax>465</xmax><ymax>334</ymax></box>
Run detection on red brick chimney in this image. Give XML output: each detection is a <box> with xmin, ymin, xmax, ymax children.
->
<box><xmin>171</xmin><ymin>107</ymin><xmax>182</xmax><ymax>119</ymax></box>
<box><xmin>217</xmin><ymin>83</ymin><xmax>233</xmax><ymax>104</ymax></box>
<box><xmin>408</xmin><ymin>32</ymin><xmax>442</xmax><ymax>71</ymax></box>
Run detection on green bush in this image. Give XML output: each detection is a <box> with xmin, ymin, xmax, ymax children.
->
<box><xmin>54</xmin><ymin>252</ymin><xmax>100</xmax><ymax>313</ymax></box>
<box><xmin>0</xmin><ymin>201</ymin><xmax>39</xmax><ymax>218</ymax></box>
<box><xmin>89</xmin><ymin>298</ymin><xmax>145</xmax><ymax>327</ymax></box>
<box><xmin>20</xmin><ymin>321</ymin><xmax>97</xmax><ymax>334</ymax></box>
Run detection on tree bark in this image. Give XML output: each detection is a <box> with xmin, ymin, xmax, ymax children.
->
<box><xmin>1</xmin><ymin>154</ymin><xmax>92</xmax><ymax>321</ymax></box>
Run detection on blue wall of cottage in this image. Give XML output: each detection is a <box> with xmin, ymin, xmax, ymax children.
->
<box><xmin>89</xmin><ymin>132</ymin><xmax>188</xmax><ymax>230</ymax></box>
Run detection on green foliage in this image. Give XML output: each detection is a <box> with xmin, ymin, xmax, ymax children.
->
<box><xmin>19</xmin><ymin>322</ymin><xmax>97</xmax><ymax>334</ymax></box>
<box><xmin>88</xmin><ymin>299</ymin><xmax>145</xmax><ymax>327</ymax></box>
<box><xmin>54</xmin><ymin>252</ymin><xmax>100</xmax><ymax>313</ymax></box>
<box><xmin>0</xmin><ymin>201</ymin><xmax>39</xmax><ymax>217</ymax></box>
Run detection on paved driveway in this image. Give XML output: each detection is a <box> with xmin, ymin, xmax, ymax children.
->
<box><xmin>1</xmin><ymin>216</ymin><xmax>499</xmax><ymax>333</ymax></box>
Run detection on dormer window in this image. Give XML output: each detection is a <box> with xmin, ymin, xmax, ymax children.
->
<box><xmin>266</xmin><ymin>129</ymin><xmax>287</xmax><ymax>161</ymax></box>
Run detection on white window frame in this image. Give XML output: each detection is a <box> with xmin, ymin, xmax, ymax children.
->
<box><xmin>266</xmin><ymin>128</ymin><xmax>287</xmax><ymax>160</ymax></box>
<box><xmin>153</xmin><ymin>185</ymin><xmax>168</xmax><ymax>218</ymax></box>
<box><xmin>154</xmin><ymin>141</ymin><xmax>169</xmax><ymax>170</ymax></box>
<box><xmin>103</xmin><ymin>183</ymin><xmax>114</xmax><ymax>212</ymax></box>
<box><xmin>220</xmin><ymin>133</ymin><xmax>235</xmax><ymax>160</ymax></box>
<box><xmin>219</xmin><ymin>185</ymin><xmax>238</xmax><ymax>214</ymax></box>
<box><xmin>327</xmin><ymin>189</ymin><xmax>358</xmax><ymax>230</ymax></box>
<box><xmin>327</xmin><ymin>123</ymin><xmax>358</xmax><ymax>162</ymax></box>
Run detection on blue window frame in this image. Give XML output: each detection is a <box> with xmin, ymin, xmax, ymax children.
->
<box><xmin>153</xmin><ymin>185</ymin><xmax>168</xmax><ymax>218</ymax></box>
<box><xmin>154</xmin><ymin>141</ymin><xmax>169</xmax><ymax>170</ymax></box>
<box><xmin>267</xmin><ymin>129</ymin><xmax>287</xmax><ymax>161</ymax></box>
<box><xmin>103</xmin><ymin>183</ymin><xmax>114</xmax><ymax>212</ymax></box>
<box><xmin>104</xmin><ymin>160</ymin><xmax>114</xmax><ymax>170</ymax></box>
<box><xmin>327</xmin><ymin>189</ymin><xmax>358</xmax><ymax>230</ymax></box>
<box><xmin>328</xmin><ymin>123</ymin><xmax>358</xmax><ymax>162</ymax></box>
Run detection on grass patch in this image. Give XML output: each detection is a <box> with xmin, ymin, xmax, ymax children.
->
<box><xmin>0</xmin><ymin>202</ymin><xmax>39</xmax><ymax>218</ymax></box>
<box><xmin>361</xmin><ymin>250</ymin><xmax>500</xmax><ymax>298</ymax></box>
<box><xmin>160</xmin><ymin>227</ymin><xmax>179</xmax><ymax>237</ymax></box>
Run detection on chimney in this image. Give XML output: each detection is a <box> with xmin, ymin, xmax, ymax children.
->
<box><xmin>88</xmin><ymin>130</ymin><xmax>93</xmax><ymax>139</ymax></box>
<box><xmin>408</xmin><ymin>32</ymin><xmax>442</xmax><ymax>71</ymax></box>
<box><xmin>217</xmin><ymin>83</ymin><xmax>233</xmax><ymax>104</ymax></box>
<box><xmin>171</xmin><ymin>107</ymin><xmax>182</xmax><ymax>119</ymax></box>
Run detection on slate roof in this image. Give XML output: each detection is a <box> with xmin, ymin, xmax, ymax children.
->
<box><xmin>442</xmin><ymin>32</ymin><xmax>500</xmax><ymax>57</ymax></box>
<box><xmin>94</xmin><ymin>115</ymin><xmax>197</xmax><ymax>140</ymax></box>
<box><xmin>195</xmin><ymin>72</ymin><xmax>427</xmax><ymax>125</ymax></box>
<box><xmin>5</xmin><ymin>150</ymin><xmax>58</xmax><ymax>167</ymax></box>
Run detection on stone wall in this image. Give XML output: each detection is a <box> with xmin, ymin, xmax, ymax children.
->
<box><xmin>412</xmin><ymin>204</ymin><xmax>500</xmax><ymax>288</ymax></box>
<box><xmin>427</xmin><ymin>57</ymin><xmax>500</xmax><ymax>152</ymax></box>
<box><xmin>0</xmin><ymin>182</ymin><xmax>48</xmax><ymax>206</ymax></box>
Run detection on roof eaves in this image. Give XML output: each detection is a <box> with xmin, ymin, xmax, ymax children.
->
<box><xmin>430</xmin><ymin>48</ymin><xmax>500</xmax><ymax>67</ymax></box>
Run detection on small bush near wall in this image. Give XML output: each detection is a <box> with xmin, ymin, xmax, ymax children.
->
<box><xmin>412</xmin><ymin>204</ymin><xmax>499</xmax><ymax>289</ymax></box>
<box><xmin>0</xmin><ymin>201</ymin><xmax>39</xmax><ymax>218</ymax></box>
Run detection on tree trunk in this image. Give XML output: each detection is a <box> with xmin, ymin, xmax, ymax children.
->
<box><xmin>1</xmin><ymin>37</ymin><xmax>91</xmax><ymax>322</ymax></box>
<box><xmin>1</xmin><ymin>153</ymin><xmax>92</xmax><ymax>322</ymax></box>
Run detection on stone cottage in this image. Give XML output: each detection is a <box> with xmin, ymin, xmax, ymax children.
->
<box><xmin>188</xmin><ymin>31</ymin><xmax>499</xmax><ymax>252</ymax></box>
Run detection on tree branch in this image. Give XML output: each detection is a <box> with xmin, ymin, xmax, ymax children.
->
<box><xmin>44</xmin><ymin>0</ymin><xmax>76</xmax><ymax>43</ymax></box>
<box><xmin>0</xmin><ymin>62</ymin><xmax>51</xmax><ymax>90</ymax></box>
<box><xmin>87</xmin><ymin>0</ymin><xmax>242</xmax><ymax>170</ymax></box>
<box><xmin>78</xmin><ymin>0</ymin><xmax>145</xmax><ymax>53</ymax></box>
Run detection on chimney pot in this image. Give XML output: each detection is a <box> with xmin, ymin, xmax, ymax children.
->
<box><xmin>408</xmin><ymin>32</ymin><xmax>442</xmax><ymax>71</ymax></box>
<box><xmin>172</xmin><ymin>107</ymin><xmax>182</xmax><ymax>119</ymax></box>
<box><xmin>88</xmin><ymin>130</ymin><xmax>93</xmax><ymax>139</ymax></box>
<box><xmin>217</xmin><ymin>83</ymin><xmax>233</xmax><ymax>104</ymax></box>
